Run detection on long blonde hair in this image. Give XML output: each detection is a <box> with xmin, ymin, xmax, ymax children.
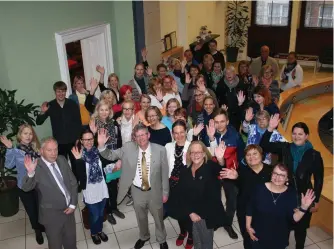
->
<box><xmin>17</xmin><ymin>124</ymin><xmax>40</xmax><ymax>151</ymax></box>
<box><xmin>100</xmin><ymin>90</ymin><xmax>116</xmax><ymax>106</ymax></box>
<box><xmin>91</xmin><ymin>100</ymin><xmax>114</xmax><ymax>120</ymax></box>
<box><xmin>186</xmin><ymin>141</ymin><xmax>212</xmax><ymax>166</ymax></box>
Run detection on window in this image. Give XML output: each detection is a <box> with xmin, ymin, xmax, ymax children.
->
<box><xmin>255</xmin><ymin>0</ymin><xmax>290</xmax><ymax>26</ymax></box>
<box><xmin>305</xmin><ymin>1</ymin><xmax>333</xmax><ymax>28</ymax></box>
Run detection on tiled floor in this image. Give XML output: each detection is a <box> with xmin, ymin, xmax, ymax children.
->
<box><xmin>0</xmin><ymin>194</ymin><xmax>332</xmax><ymax>249</ymax></box>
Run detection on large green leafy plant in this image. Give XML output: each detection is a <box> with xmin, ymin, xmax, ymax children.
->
<box><xmin>0</xmin><ymin>89</ymin><xmax>39</xmax><ymax>190</ymax></box>
<box><xmin>225</xmin><ymin>1</ymin><xmax>250</xmax><ymax>49</ymax></box>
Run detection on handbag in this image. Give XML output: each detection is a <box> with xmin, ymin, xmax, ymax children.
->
<box><xmin>81</xmin><ymin>206</ymin><xmax>108</xmax><ymax>230</ymax></box>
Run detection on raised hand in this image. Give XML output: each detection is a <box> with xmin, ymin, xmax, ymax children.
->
<box><xmin>247</xmin><ymin>227</ymin><xmax>258</xmax><ymax>241</ymax></box>
<box><xmin>156</xmin><ymin>89</ymin><xmax>163</xmax><ymax>102</ymax></box>
<box><xmin>301</xmin><ymin>189</ymin><xmax>316</xmax><ymax>210</ymax></box>
<box><xmin>181</xmin><ymin>59</ymin><xmax>187</xmax><ymax>69</ymax></box>
<box><xmin>24</xmin><ymin>155</ymin><xmax>37</xmax><ymax>174</ymax></box>
<box><xmin>171</xmin><ymin>80</ymin><xmax>178</xmax><ymax>93</ymax></box>
<box><xmin>96</xmin><ymin>65</ymin><xmax>105</xmax><ymax>75</ymax></box>
<box><xmin>185</xmin><ymin>73</ymin><xmax>191</xmax><ymax>84</ymax></box>
<box><xmin>221</xmin><ymin>104</ymin><xmax>228</xmax><ymax>112</ymax></box>
<box><xmin>197</xmin><ymin>80</ymin><xmax>206</xmax><ymax>93</ymax></box>
<box><xmin>0</xmin><ymin>136</ymin><xmax>13</xmax><ymax>148</ymax></box>
<box><xmin>97</xmin><ymin>128</ymin><xmax>110</xmax><ymax>148</ymax></box>
<box><xmin>206</xmin><ymin>119</ymin><xmax>216</xmax><ymax>140</ymax></box>
<box><xmin>90</xmin><ymin>78</ymin><xmax>98</xmax><ymax>93</ymax></box>
<box><xmin>146</xmin><ymin>67</ymin><xmax>153</xmax><ymax>77</ymax></box>
<box><xmin>141</xmin><ymin>47</ymin><xmax>148</xmax><ymax>60</ymax></box>
<box><xmin>193</xmin><ymin>123</ymin><xmax>204</xmax><ymax>136</ymax></box>
<box><xmin>41</xmin><ymin>102</ymin><xmax>49</xmax><ymax>114</ymax></box>
<box><xmin>237</xmin><ymin>91</ymin><xmax>246</xmax><ymax>106</ymax></box>
<box><xmin>252</xmin><ymin>75</ymin><xmax>259</xmax><ymax>86</ymax></box>
<box><xmin>220</xmin><ymin>168</ymin><xmax>238</xmax><ymax>180</ymax></box>
<box><xmin>89</xmin><ymin>119</ymin><xmax>98</xmax><ymax>134</ymax></box>
<box><xmin>214</xmin><ymin>141</ymin><xmax>226</xmax><ymax>160</ymax></box>
<box><xmin>245</xmin><ymin>107</ymin><xmax>254</xmax><ymax>122</ymax></box>
<box><xmin>268</xmin><ymin>114</ymin><xmax>280</xmax><ymax>132</ymax></box>
<box><xmin>71</xmin><ymin>146</ymin><xmax>83</xmax><ymax>160</ymax></box>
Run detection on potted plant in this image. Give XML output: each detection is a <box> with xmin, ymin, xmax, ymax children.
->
<box><xmin>0</xmin><ymin>89</ymin><xmax>39</xmax><ymax>217</ymax></box>
<box><xmin>225</xmin><ymin>1</ymin><xmax>250</xmax><ymax>62</ymax></box>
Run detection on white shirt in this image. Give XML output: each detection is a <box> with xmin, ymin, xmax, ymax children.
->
<box><xmin>41</xmin><ymin>157</ymin><xmax>76</xmax><ymax>209</ymax></box>
<box><xmin>83</xmin><ymin>160</ymin><xmax>109</xmax><ymax>204</ymax></box>
<box><xmin>280</xmin><ymin>64</ymin><xmax>303</xmax><ymax>91</ymax></box>
<box><xmin>133</xmin><ymin>144</ymin><xmax>151</xmax><ymax>188</ymax></box>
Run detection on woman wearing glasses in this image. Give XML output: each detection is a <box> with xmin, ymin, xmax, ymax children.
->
<box><xmin>146</xmin><ymin>106</ymin><xmax>172</xmax><ymax>146</ymax></box>
<box><xmin>72</xmin><ymin>129</ymin><xmax>110</xmax><ymax>245</ymax></box>
<box><xmin>245</xmin><ymin>163</ymin><xmax>315</xmax><ymax>249</ymax></box>
<box><xmin>260</xmin><ymin>116</ymin><xmax>324</xmax><ymax>249</ymax></box>
<box><xmin>171</xmin><ymin>141</ymin><xmax>227</xmax><ymax>249</ymax></box>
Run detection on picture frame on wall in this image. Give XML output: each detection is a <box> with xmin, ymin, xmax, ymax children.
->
<box><xmin>164</xmin><ymin>35</ymin><xmax>172</xmax><ymax>51</ymax></box>
<box><xmin>170</xmin><ymin>31</ymin><xmax>177</xmax><ymax>48</ymax></box>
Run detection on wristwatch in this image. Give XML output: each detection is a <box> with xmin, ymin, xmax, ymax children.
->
<box><xmin>299</xmin><ymin>207</ymin><xmax>308</xmax><ymax>213</ymax></box>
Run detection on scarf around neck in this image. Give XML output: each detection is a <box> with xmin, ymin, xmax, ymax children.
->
<box><xmin>82</xmin><ymin>147</ymin><xmax>103</xmax><ymax>184</ymax></box>
<box><xmin>212</xmin><ymin>71</ymin><xmax>224</xmax><ymax>90</ymax></box>
<box><xmin>224</xmin><ymin>76</ymin><xmax>239</xmax><ymax>90</ymax></box>
<box><xmin>290</xmin><ymin>141</ymin><xmax>313</xmax><ymax>173</ymax></box>
<box><xmin>17</xmin><ymin>143</ymin><xmax>40</xmax><ymax>159</ymax></box>
<box><xmin>95</xmin><ymin>118</ymin><xmax>118</xmax><ymax>150</ymax></box>
<box><xmin>284</xmin><ymin>61</ymin><xmax>297</xmax><ymax>74</ymax></box>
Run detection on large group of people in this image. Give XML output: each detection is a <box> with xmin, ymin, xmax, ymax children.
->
<box><xmin>0</xmin><ymin>42</ymin><xmax>324</xmax><ymax>249</ymax></box>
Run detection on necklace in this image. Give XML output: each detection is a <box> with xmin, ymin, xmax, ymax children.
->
<box><xmin>270</xmin><ymin>183</ymin><xmax>283</xmax><ymax>205</ymax></box>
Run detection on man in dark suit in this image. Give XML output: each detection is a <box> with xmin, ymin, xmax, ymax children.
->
<box><xmin>22</xmin><ymin>137</ymin><xmax>78</xmax><ymax>249</ymax></box>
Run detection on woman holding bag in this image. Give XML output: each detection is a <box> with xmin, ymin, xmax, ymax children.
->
<box><xmin>72</xmin><ymin>129</ymin><xmax>110</xmax><ymax>245</ymax></box>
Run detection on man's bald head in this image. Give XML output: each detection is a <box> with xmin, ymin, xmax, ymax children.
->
<box><xmin>260</xmin><ymin>46</ymin><xmax>270</xmax><ymax>60</ymax></box>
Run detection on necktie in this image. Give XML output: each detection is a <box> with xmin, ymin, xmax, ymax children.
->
<box><xmin>141</xmin><ymin>152</ymin><xmax>150</xmax><ymax>190</ymax></box>
<box><xmin>50</xmin><ymin>163</ymin><xmax>71</xmax><ymax>204</ymax></box>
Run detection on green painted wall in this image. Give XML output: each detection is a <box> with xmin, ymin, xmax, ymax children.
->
<box><xmin>0</xmin><ymin>1</ymin><xmax>136</xmax><ymax>139</ymax></box>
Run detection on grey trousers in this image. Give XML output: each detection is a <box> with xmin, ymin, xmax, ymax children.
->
<box><xmin>131</xmin><ymin>185</ymin><xmax>167</xmax><ymax>244</ymax></box>
<box><xmin>192</xmin><ymin>219</ymin><xmax>214</xmax><ymax>249</ymax></box>
<box><xmin>44</xmin><ymin>213</ymin><xmax>77</xmax><ymax>249</ymax></box>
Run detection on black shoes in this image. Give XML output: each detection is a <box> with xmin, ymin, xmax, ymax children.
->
<box><xmin>35</xmin><ymin>229</ymin><xmax>44</xmax><ymax>245</ymax></box>
<box><xmin>224</xmin><ymin>226</ymin><xmax>238</xmax><ymax>239</ymax></box>
<box><xmin>134</xmin><ymin>238</ymin><xmax>150</xmax><ymax>249</ymax></box>
<box><xmin>160</xmin><ymin>242</ymin><xmax>169</xmax><ymax>249</ymax></box>
<box><xmin>113</xmin><ymin>209</ymin><xmax>125</xmax><ymax>219</ymax></box>
<box><xmin>98</xmin><ymin>232</ymin><xmax>109</xmax><ymax>242</ymax></box>
<box><xmin>107</xmin><ymin>214</ymin><xmax>116</xmax><ymax>225</ymax></box>
<box><xmin>92</xmin><ymin>232</ymin><xmax>108</xmax><ymax>244</ymax></box>
<box><xmin>91</xmin><ymin>234</ymin><xmax>101</xmax><ymax>245</ymax></box>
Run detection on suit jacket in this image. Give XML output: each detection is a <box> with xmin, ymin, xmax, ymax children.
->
<box><xmin>21</xmin><ymin>156</ymin><xmax>78</xmax><ymax>225</ymax></box>
<box><xmin>100</xmin><ymin>142</ymin><xmax>169</xmax><ymax>204</ymax></box>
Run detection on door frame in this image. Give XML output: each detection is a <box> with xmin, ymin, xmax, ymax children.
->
<box><xmin>55</xmin><ymin>22</ymin><xmax>114</xmax><ymax>96</ymax></box>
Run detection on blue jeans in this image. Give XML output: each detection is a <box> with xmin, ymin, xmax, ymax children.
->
<box><xmin>85</xmin><ymin>198</ymin><xmax>106</xmax><ymax>235</ymax></box>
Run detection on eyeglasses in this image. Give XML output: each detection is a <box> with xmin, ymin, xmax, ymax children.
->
<box><xmin>194</xmin><ymin>94</ymin><xmax>203</xmax><ymax>97</ymax></box>
<box><xmin>81</xmin><ymin>138</ymin><xmax>94</xmax><ymax>142</ymax></box>
<box><xmin>190</xmin><ymin>152</ymin><xmax>204</xmax><ymax>156</ymax></box>
<box><xmin>147</xmin><ymin>115</ymin><xmax>157</xmax><ymax>119</ymax></box>
<box><xmin>123</xmin><ymin>108</ymin><xmax>133</xmax><ymax>111</ymax></box>
<box><xmin>272</xmin><ymin>172</ymin><xmax>287</xmax><ymax>179</ymax></box>
<box><xmin>135</xmin><ymin>133</ymin><xmax>148</xmax><ymax>138</ymax></box>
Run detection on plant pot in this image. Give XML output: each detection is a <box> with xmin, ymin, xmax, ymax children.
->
<box><xmin>0</xmin><ymin>176</ymin><xmax>19</xmax><ymax>217</ymax></box>
<box><xmin>226</xmin><ymin>47</ymin><xmax>239</xmax><ymax>63</ymax></box>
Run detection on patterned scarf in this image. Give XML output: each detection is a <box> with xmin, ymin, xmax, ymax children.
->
<box><xmin>211</xmin><ymin>71</ymin><xmax>224</xmax><ymax>90</ymax></box>
<box><xmin>283</xmin><ymin>62</ymin><xmax>298</xmax><ymax>80</ymax></box>
<box><xmin>95</xmin><ymin>118</ymin><xmax>118</xmax><ymax>150</ymax></box>
<box><xmin>82</xmin><ymin>147</ymin><xmax>103</xmax><ymax>184</ymax></box>
<box><xmin>290</xmin><ymin>141</ymin><xmax>313</xmax><ymax>173</ymax></box>
<box><xmin>17</xmin><ymin>143</ymin><xmax>40</xmax><ymax>159</ymax></box>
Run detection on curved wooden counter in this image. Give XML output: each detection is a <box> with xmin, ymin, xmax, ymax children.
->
<box><xmin>277</xmin><ymin>77</ymin><xmax>333</xmax><ymax>234</ymax></box>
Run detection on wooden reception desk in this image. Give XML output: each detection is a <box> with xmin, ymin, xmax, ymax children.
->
<box><xmin>277</xmin><ymin>77</ymin><xmax>333</xmax><ymax>234</ymax></box>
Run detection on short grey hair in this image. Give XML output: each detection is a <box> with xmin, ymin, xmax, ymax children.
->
<box><xmin>132</xmin><ymin>123</ymin><xmax>149</xmax><ymax>136</ymax></box>
<box><xmin>40</xmin><ymin>137</ymin><xmax>58</xmax><ymax>148</ymax></box>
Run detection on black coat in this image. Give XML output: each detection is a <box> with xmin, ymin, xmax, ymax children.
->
<box><xmin>167</xmin><ymin>160</ymin><xmax>227</xmax><ymax>229</ymax></box>
<box><xmin>260</xmin><ymin>130</ymin><xmax>324</xmax><ymax>204</ymax></box>
<box><xmin>215</xmin><ymin>79</ymin><xmax>249</xmax><ymax>130</ymax></box>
